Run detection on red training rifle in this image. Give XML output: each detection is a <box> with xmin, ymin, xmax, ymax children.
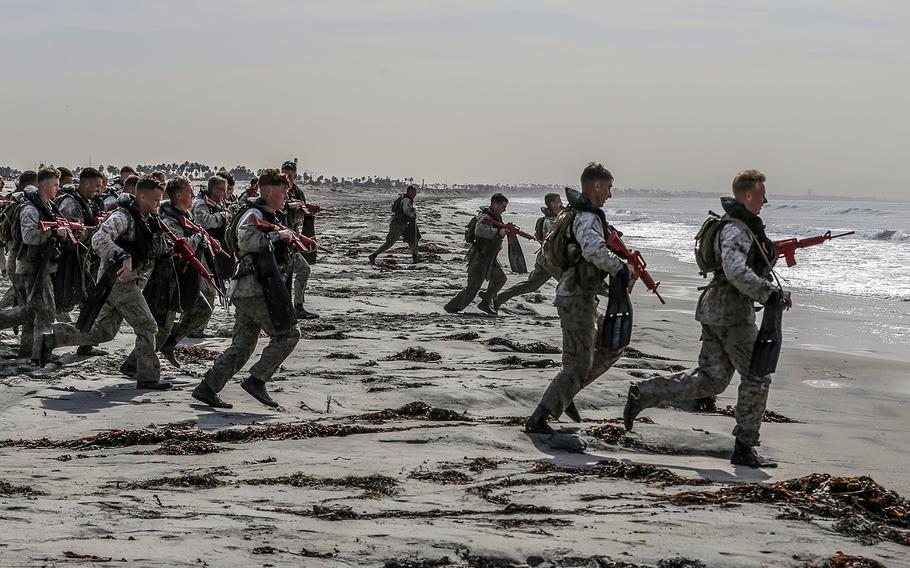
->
<box><xmin>606</xmin><ymin>231</ymin><xmax>666</xmax><ymax>304</ymax></box>
<box><xmin>773</xmin><ymin>231</ymin><xmax>855</xmax><ymax>267</ymax></box>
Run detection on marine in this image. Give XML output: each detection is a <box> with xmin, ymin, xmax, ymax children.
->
<box><xmin>280</xmin><ymin>159</ymin><xmax>317</xmax><ymax>319</ymax></box>
<box><xmin>191</xmin><ymin>169</ymin><xmax>302</xmax><ymax>409</ymax></box>
<box><xmin>493</xmin><ymin>192</ymin><xmax>563</xmax><ymax>310</ymax></box>
<box><xmin>368</xmin><ymin>184</ymin><xmax>420</xmax><ymax>265</ymax></box>
<box><xmin>443</xmin><ymin>192</ymin><xmax>510</xmax><ymax>316</ymax></box>
<box><xmin>623</xmin><ymin>169</ymin><xmax>790</xmax><ymax>468</ymax></box>
<box><xmin>525</xmin><ymin>163</ymin><xmax>630</xmax><ymax>442</ymax></box>
<box><xmin>39</xmin><ymin>175</ymin><xmax>174</xmax><ymax>390</ymax></box>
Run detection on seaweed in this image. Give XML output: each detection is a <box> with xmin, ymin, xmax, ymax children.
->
<box><xmin>356</xmin><ymin>402</ymin><xmax>471</xmax><ymax>423</ymax></box>
<box><xmin>0</xmin><ymin>480</ymin><xmax>47</xmax><ymax>497</ymax></box>
<box><xmin>410</xmin><ymin>469</ymin><xmax>474</xmax><ymax>485</ymax></box>
<box><xmin>808</xmin><ymin>554</ymin><xmax>887</xmax><ymax>568</ymax></box>
<box><xmin>488</xmin><ymin>355</ymin><xmax>559</xmax><ymax>368</ymax></box>
<box><xmin>174</xmin><ymin>345</ymin><xmax>219</xmax><ymax>361</ymax></box>
<box><xmin>485</xmin><ymin>337</ymin><xmax>561</xmax><ymax>354</ymax></box>
<box><xmin>670</xmin><ymin>474</ymin><xmax>910</xmax><ymax>546</ymax></box>
<box><xmin>386</xmin><ymin>347</ymin><xmax>442</xmax><ymax>363</ymax></box>
<box><xmin>714</xmin><ymin>405</ymin><xmax>801</xmax><ymax>423</ymax></box>
<box><xmin>326</xmin><ymin>352</ymin><xmax>361</xmax><ymax>359</ymax></box>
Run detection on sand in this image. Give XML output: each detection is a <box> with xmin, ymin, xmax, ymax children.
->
<box><xmin>0</xmin><ymin>186</ymin><xmax>907</xmax><ymax>568</ymax></box>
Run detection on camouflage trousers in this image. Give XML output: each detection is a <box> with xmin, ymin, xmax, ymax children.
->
<box><xmin>371</xmin><ymin>220</ymin><xmax>416</xmax><ymax>258</ymax></box>
<box><xmin>202</xmin><ymin>294</ymin><xmax>301</xmax><ymax>394</ymax></box>
<box><xmin>444</xmin><ymin>256</ymin><xmax>507</xmax><ymax>312</ymax></box>
<box><xmin>167</xmin><ymin>281</ymin><xmax>216</xmax><ymax>344</ymax></box>
<box><xmin>539</xmin><ymin>294</ymin><xmax>624</xmax><ymax>418</ymax></box>
<box><xmin>494</xmin><ymin>258</ymin><xmax>559</xmax><ymax>308</ymax></box>
<box><xmin>12</xmin><ymin>272</ymin><xmax>56</xmax><ymax>360</ymax></box>
<box><xmin>53</xmin><ymin>280</ymin><xmax>160</xmax><ymax>380</ymax></box>
<box><xmin>124</xmin><ymin>284</ymin><xmax>216</xmax><ymax>369</ymax></box>
<box><xmin>635</xmin><ymin>322</ymin><xmax>772</xmax><ymax>446</ymax></box>
<box><xmin>288</xmin><ymin>251</ymin><xmax>311</xmax><ymax>306</ymax></box>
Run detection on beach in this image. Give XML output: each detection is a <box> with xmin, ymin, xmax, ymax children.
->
<box><xmin>1</xmin><ymin>184</ymin><xmax>908</xmax><ymax>568</ymax></box>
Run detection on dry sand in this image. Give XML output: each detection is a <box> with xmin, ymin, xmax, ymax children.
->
<box><xmin>1</xmin><ymin>186</ymin><xmax>908</xmax><ymax>567</ymax></box>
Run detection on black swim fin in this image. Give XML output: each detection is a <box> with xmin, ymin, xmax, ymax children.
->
<box><xmin>76</xmin><ymin>252</ymin><xmax>129</xmax><ymax>333</ymax></box>
<box><xmin>750</xmin><ymin>291</ymin><xmax>784</xmax><ymax>376</ymax></box>
<box><xmin>602</xmin><ymin>268</ymin><xmax>633</xmax><ymax>351</ymax></box>
<box><xmin>507</xmin><ymin>234</ymin><xmax>528</xmax><ymax>273</ymax></box>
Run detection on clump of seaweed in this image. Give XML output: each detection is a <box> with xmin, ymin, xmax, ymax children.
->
<box><xmin>485</xmin><ymin>337</ymin><xmax>561</xmax><ymax>354</ymax></box>
<box><xmin>715</xmin><ymin>405</ymin><xmax>801</xmax><ymax>423</ymax></box>
<box><xmin>0</xmin><ymin>480</ymin><xmax>47</xmax><ymax>497</ymax></box>
<box><xmin>808</xmin><ymin>553</ymin><xmax>888</xmax><ymax>568</ymax></box>
<box><xmin>671</xmin><ymin>474</ymin><xmax>910</xmax><ymax>546</ymax></box>
<box><xmin>409</xmin><ymin>469</ymin><xmax>474</xmax><ymax>485</ymax></box>
<box><xmin>386</xmin><ymin>347</ymin><xmax>442</xmax><ymax>363</ymax></box>
<box><xmin>488</xmin><ymin>355</ymin><xmax>559</xmax><ymax>368</ymax></box>
<box><xmin>247</xmin><ymin>472</ymin><xmax>400</xmax><ymax>498</ymax></box>
<box><xmin>174</xmin><ymin>345</ymin><xmax>219</xmax><ymax>361</ymax></box>
<box><xmin>356</xmin><ymin>402</ymin><xmax>470</xmax><ymax>423</ymax></box>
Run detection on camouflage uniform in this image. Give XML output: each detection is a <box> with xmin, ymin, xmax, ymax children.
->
<box><xmin>124</xmin><ymin>203</ymin><xmax>209</xmax><ymax>368</ymax></box>
<box><xmin>189</xmin><ymin>196</ymin><xmax>229</xmax><ymax>333</ymax></box>
<box><xmin>55</xmin><ymin>186</ymin><xmax>102</xmax><ymax>318</ymax></box>
<box><xmin>284</xmin><ymin>184</ymin><xmax>313</xmax><ymax>306</ymax></box>
<box><xmin>444</xmin><ymin>208</ymin><xmax>507</xmax><ymax>312</ymax></box>
<box><xmin>371</xmin><ymin>194</ymin><xmax>418</xmax><ymax>258</ymax></box>
<box><xmin>494</xmin><ymin>208</ymin><xmax>560</xmax><ymax>308</ymax></box>
<box><xmin>50</xmin><ymin>208</ymin><xmax>164</xmax><ymax>381</ymax></box>
<box><xmin>13</xmin><ymin>195</ymin><xmax>60</xmax><ymax>359</ymax></box>
<box><xmin>200</xmin><ymin>204</ymin><xmax>300</xmax><ymax>394</ymax></box>
<box><xmin>537</xmin><ymin>204</ymin><xmax>627</xmax><ymax>418</ymax></box>
<box><xmin>634</xmin><ymin>217</ymin><xmax>778</xmax><ymax>446</ymax></box>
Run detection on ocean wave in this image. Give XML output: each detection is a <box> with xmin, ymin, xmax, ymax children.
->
<box><xmin>605</xmin><ymin>209</ymin><xmax>648</xmax><ymax>222</ymax></box>
<box><xmin>866</xmin><ymin>229</ymin><xmax>910</xmax><ymax>241</ymax></box>
<box><xmin>819</xmin><ymin>206</ymin><xmax>887</xmax><ymax>216</ymax></box>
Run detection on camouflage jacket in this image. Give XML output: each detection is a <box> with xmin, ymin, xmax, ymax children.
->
<box><xmin>16</xmin><ymin>200</ymin><xmax>57</xmax><ymax>275</ymax></box>
<box><xmin>555</xmin><ymin>210</ymin><xmax>624</xmax><ymax>298</ymax></box>
<box><xmin>231</xmin><ymin>206</ymin><xmax>289</xmax><ymax>299</ymax></box>
<box><xmin>468</xmin><ymin>208</ymin><xmax>504</xmax><ymax>267</ymax></box>
<box><xmin>191</xmin><ymin>197</ymin><xmax>228</xmax><ymax>233</ymax></box>
<box><xmin>696</xmin><ymin>223</ymin><xmax>778</xmax><ymax>326</ymax></box>
<box><xmin>91</xmin><ymin>209</ymin><xmax>156</xmax><ymax>283</ymax></box>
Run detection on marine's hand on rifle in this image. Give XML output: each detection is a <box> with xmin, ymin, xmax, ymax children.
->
<box><xmin>277</xmin><ymin>229</ymin><xmax>294</xmax><ymax>243</ymax></box>
<box><xmin>782</xmin><ymin>291</ymin><xmax>793</xmax><ymax>310</ymax></box>
<box><xmin>117</xmin><ymin>256</ymin><xmax>132</xmax><ymax>282</ymax></box>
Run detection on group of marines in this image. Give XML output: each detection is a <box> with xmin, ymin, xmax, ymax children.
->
<box><xmin>0</xmin><ymin>160</ymin><xmax>787</xmax><ymax>469</ymax></box>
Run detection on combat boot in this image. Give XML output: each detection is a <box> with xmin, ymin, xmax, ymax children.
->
<box><xmin>368</xmin><ymin>254</ymin><xmax>377</xmax><ymax>265</ymax></box>
<box><xmin>623</xmin><ymin>384</ymin><xmax>642</xmax><ymax>431</ymax></box>
<box><xmin>524</xmin><ymin>405</ymin><xmax>554</xmax><ymax>435</ymax></box>
<box><xmin>136</xmin><ymin>378</ymin><xmax>173</xmax><ymax>390</ymax></box>
<box><xmin>241</xmin><ymin>377</ymin><xmax>280</xmax><ymax>408</ymax></box>
<box><xmin>295</xmin><ymin>304</ymin><xmax>319</xmax><ymax>320</ymax></box>
<box><xmin>160</xmin><ymin>340</ymin><xmax>180</xmax><ymax>368</ymax></box>
<box><xmin>730</xmin><ymin>440</ymin><xmax>778</xmax><ymax>468</ymax></box>
<box><xmin>412</xmin><ymin>253</ymin><xmax>420</xmax><ymax>264</ymax></box>
<box><xmin>38</xmin><ymin>333</ymin><xmax>56</xmax><ymax>368</ymax></box>
<box><xmin>477</xmin><ymin>301</ymin><xmax>497</xmax><ymax>316</ymax></box>
<box><xmin>565</xmin><ymin>400</ymin><xmax>582</xmax><ymax>422</ymax></box>
<box><xmin>76</xmin><ymin>345</ymin><xmax>107</xmax><ymax>357</ymax></box>
<box><xmin>191</xmin><ymin>381</ymin><xmax>233</xmax><ymax>409</ymax></box>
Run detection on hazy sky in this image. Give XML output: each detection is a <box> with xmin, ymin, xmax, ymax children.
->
<box><xmin>1</xmin><ymin>1</ymin><xmax>908</xmax><ymax>198</ymax></box>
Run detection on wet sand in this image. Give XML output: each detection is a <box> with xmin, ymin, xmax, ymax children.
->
<box><xmin>1</xmin><ymin>186</ymin><xmax>908</xmax><ymax>567</ymax></box>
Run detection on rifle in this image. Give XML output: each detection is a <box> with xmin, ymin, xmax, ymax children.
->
<box><xmin>39</xmin><ymin>218</ymin><xmax>85</xmax><ymax>245</ymax></box>
<box><xmin>286</xmin><ymin>199</ymin><xmax>320</xmax><ymax>215</ymax></box>
<box><xmin>251</xmin><ymin>217</ymin><xmax>334</xmax><ymax>255</ymax></box>
<box><xmin>157</xmin><ymin>219</ymin><xmax>224</xmax><ymax>297</ymax></box>
<box><xmin>606</xmin><ymin>231</ymin><xmax>666</xmax><ymax>304</ymax></box>
<box><xmin>773</xmin><ymin>231</ymin><xmax>855</xmax><ymax>267</ymax></box>
<box><xmin>479</xmin><ymin>217</ymin><xmax>540</xmax><ymax>242</ymax></box>
<box><xmin>176</xmin><ymin>215</ymin><xmax>232</xmax><ymax>259</ymax></box>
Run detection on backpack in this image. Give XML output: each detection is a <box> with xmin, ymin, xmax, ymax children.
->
<box><xmin>224</xmin><ymin>200</ymin><xmax>254</xmax><ymax>256</ymax></box>
<box><xmin>0</xmin><ymin>194</ymin><xmax>28</xmax><ymax>250</ymax></box>
<box><xmin>391</xmin><ymin>194</ymin><xmax>405</xmax><ymax>214</ymax></box>
<box><xmin>464</xmin><ymin>215</ymin><xmax>479</xmax><ymax>244</ymax></box>
<box><xmin>542</xmin><ymin>208</ymin><xmax>578</xmax><ymax>270</ymax></box>
<box><xmin>534</xmin><ymin>216</ymin><xmax>546</xmax><ymax>242</ymax></box>
<box><xmin>694</xmin><ymin>211</ymin><xmax>726</xmax><ymax>277</ymax></box>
